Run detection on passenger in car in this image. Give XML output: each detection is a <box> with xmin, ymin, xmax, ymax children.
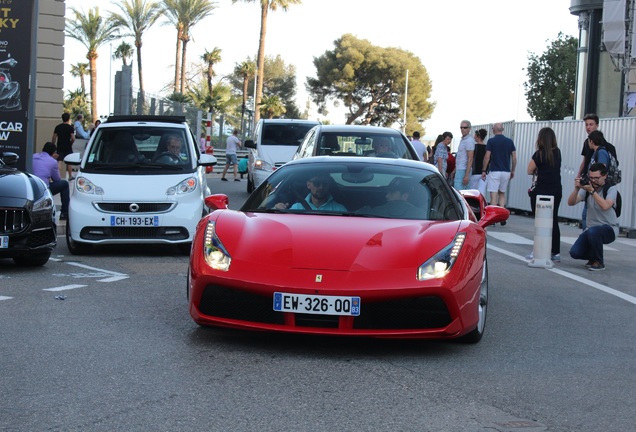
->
<box><xmin>358</xmin><ymin>177</ymin><xmax>423</xmax><ymax>219</ymax></box>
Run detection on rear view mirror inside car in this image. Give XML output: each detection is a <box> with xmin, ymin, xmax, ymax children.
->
<box><xmin>354</xmin><ymin>138</ymin><xmax>371</xmax><ymax>145</ymax></box>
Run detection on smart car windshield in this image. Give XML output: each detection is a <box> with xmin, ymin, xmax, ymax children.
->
<box><xmin>242</xmin><ymin>161</ymin><xmax>461</xmax><ymax>221</ymax></box>
<box><xmin>83</xmin><ymin>127</ymin><xmax>193</xmax><ymax>173</ymax></box>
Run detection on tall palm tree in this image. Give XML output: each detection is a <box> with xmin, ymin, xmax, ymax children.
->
<box><xmin>113</xmin><ymin>41</ymin><xmax>134</xmax><ymax>66</ymax></box>
<box><xmin>66</xmin><ymin>7</ymin><xmax>119</xmax><ymax>121</ymax></box>
<box><xmin>163</xmin><ymin>0</ymin><xmax>216</xmax><ymax>94</ymax></box>
<box><xmin>201</xmin><ymin>47</ymin><xmax>222</xmax><ymax>96</ymax></box>
<box><xmin>231</xmin><ymin>0</ymin><xmax>302</xmax><ymax>125</ymax></box>
<box><xmin>110</xmin><ymin>0</ymin><xmax>162</xmax><ymax>105</ymax></box>
<box><xmin>70</xmin><ymin>62</ymin><xmax>90</xmax><ymax>96</ymax></box>
<box><xmin>234</xmin><ymin>59</ymin><xmax>256</xmax><ymax>128</ymax></box>
<box><xmin>259</xmin><ymin>94</ymin><xmax>286</xmax><ymax>119</ymax></box>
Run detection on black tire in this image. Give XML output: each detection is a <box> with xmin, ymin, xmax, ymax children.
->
<box><xmin>66</xmin><ymin>219</ymin><xmax>91</xmax><ymax>255</ymax></box>
<box><xmin>458</xmin><ymin>257</ymin><xmax>488</xmax><ymax>344</ymax></box>
<box><xmin>13</xmin><ymin>252</ymin><xmax>51</xmax><ymax>267</ymax></box>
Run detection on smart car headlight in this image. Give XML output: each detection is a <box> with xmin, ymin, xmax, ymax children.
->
<box><xmin>204</xmin><ymin>221</ymin><xmax>231</xmax><ymax>271</ymax></box>
<box><xmin>254</xmin><ymin>159</ymin><xmax>273</xmax><ymax>172</ymax></box>
<box><xmin>75</xmin><ymin>177</ymin><xmax>104</xmax><ymax>195</ymax></box>
<box><xmin>167</xmin><ymin>177</ymin><xmax>197</xmax><ymax>195</ymax></box>
<box><xmin>417</xmin><ymin>233</ymin><xmax>466</xmax><ymax>280</ymax></box>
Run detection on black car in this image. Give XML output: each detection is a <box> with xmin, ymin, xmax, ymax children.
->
<box><xmin>0</xmin><ymin>152</ymin><xmax>57</xmax><ymax>266</ymax></box>
<box><xmin>293</xmin><ymin>125</ymin><xmax>420</xmax><ymax>161</ymax></box>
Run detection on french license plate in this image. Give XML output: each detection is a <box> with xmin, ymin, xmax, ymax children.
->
<box><xmin>273</xmin><ymin>292</ymin><xmax>360</xmax><ymax>316</ymax></box>
<box><xmin>1</xmin><ymin>236</ymin><xmax>8</xmax><ymax>248</ymax></box>
<box><xmin>110</xmin><ymin>215</ymin><xmax>159</xmax><ymax>227</ymax></box>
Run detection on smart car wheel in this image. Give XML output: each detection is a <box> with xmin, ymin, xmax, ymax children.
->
<box><xmin>66</xmin><ymin>219</ymin><xmax>92</xmax><ymax>255</ymax></box>
<box><xmin>459</xmin><ymin>257</ymin><xmax>488</xmax><ymax>343</ymax></box>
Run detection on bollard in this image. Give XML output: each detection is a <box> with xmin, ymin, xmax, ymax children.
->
<box><xmin>528</xmin><ymin>195</ymin><xmax>554</xmax><ymax>269</ymax></box>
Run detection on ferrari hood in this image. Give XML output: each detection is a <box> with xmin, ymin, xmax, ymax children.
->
<box><xmin>213</xmin><ymin>211</ymin><xmax>460</xmax><ymax>271</ymax></box>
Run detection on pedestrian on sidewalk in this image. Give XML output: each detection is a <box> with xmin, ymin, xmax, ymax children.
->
<box><xmin>221</xmin><ymin>128</ymin><xmax>242</xmax><ymax>182</ymax></box>
<box><xmin>51</xmin><ymin>112</ymin><xmax>75</xmax><ymax>180</ymax></box>
<box><xmin>454</xmin><ymin>120</ymin><xmax>475</xmax><ymax>190</ymax></box>
<box><xmin>481</xmin><ymin>122</ymin><xmax>517</xmax><ymax>214</ymax></box>
<box><xmin>526</xmin><ymin>127</ymin><xmax>562</xmax><ymax>262</ymax></box>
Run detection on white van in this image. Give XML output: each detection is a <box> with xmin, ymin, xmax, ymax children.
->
<box><xmin>63</xmin><ymin>115</ymin><xmax>217</xmax><ymax>255</ymax></box>
<box><xmin>244</xmin><ymin>119</ymin><xmax>320</xmax><ymax>192</ymax></box>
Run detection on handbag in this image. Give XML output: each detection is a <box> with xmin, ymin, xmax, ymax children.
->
<box><xmin>528</xmin><ymin>172</ymin><xmax>537</xmax><ymax>197</ymax></box>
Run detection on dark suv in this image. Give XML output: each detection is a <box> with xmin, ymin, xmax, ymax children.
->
<box><xmin>0</xmin><ymin>152</ymin><xmax>57</xmax><ymax>266</ymax></box>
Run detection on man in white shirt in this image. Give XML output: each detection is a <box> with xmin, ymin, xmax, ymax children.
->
<box><xmin>454</xmin><ymin>120</ymin><xmax>475</xmax><ymax>190</ymax></box>
<box><xmin>221</xmin><ymin>128</ymin><xmax>242</xmax><ymax>182</ymax></box>
<box><xmin>410</xmin><ymin>131</ymin><xmax>427</xmax><ymax>161</ymax></box>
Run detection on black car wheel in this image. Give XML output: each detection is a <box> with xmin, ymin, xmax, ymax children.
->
<box><xmin>65</xmin><ymin>219</ymin><xmax>91</xmax><ymax>255</ymax></box>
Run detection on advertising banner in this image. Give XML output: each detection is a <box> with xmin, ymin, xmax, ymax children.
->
<box><xmin>0</xmin><ymin>1</ymin><xmax>34</xmax><ymax>171</ymax></box>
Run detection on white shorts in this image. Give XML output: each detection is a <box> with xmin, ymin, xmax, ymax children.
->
<box><xmin>469</xmin><ymin>174</ymin><xmax>487</xmax><ymax>197</ymax></box>
<box><xmin>486</xmin><ymin>171</ymin><xmax>511</xmax><ymax>193</ymax></box>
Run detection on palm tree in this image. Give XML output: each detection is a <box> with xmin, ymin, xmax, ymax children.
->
<box><xmin>231</xmin><ymin>0</ymin><xmax>302</xmax><ymax>125</ymax></box>
<box><xmin>113</xmin><ymin>41</ymin><xmax>134</xmax><ymax>66</ymax></box>
<box><xmin>110</xmin><ymin>0</ymin><xmax>162</xmax><ymax>105</ymax></box>
<box><xmin>66</xmin><ymin>7</ymin><xmax>119</xmax><ymax>121</ymax></box>
<box><xmin>162</xmin><ymin>0</ymin><xmax>216</xmax><ymax>94</ymax></box>
<box><xmin>259</xmin><ymin>94</ymin><xmax>286</xmax><ymax>119</ymax></box>
<box><xmin>234</xmin><ymin>59</ymin><xmax>256</xmax><ymax>129</ymax></box>
<box><xmin>70</xmin><ymin>62</ymin><xmax>90</xmax><ymax>96</ymax></box>
<box><xmin>201</xmin><ymin>47</ymin><xmax>222</xmax><ymax>96</ymax></box>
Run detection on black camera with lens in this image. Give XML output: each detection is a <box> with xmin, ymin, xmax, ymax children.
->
<box><xmin>579</xmin><ymin>175</ymin><xmax>590</xmax><ymax>186</ymax></box>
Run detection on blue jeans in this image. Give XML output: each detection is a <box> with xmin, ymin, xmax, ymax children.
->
<box><xmin>569</xmin><ymin>224</ymin><xmax>615</xmax><ymax>264</ymax></box>
<box><xmin>49</xmin><ymin>179</ymin><xmax>70</xmax><ymax>214</ymax></box>
<box><xmin>453</xmin><ymin>169</ymin><xmax>469</xmax><ymax>190</ymax></box>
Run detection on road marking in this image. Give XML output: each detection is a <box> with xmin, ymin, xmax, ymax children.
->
<box><xmin>0</xmin><ymin>296</ymin><xmax>12</xmax><ymax>301</ymax></box>
<box><xmin>488</xmin><ymin>244</ymin><xmax>636</xmax><ymax>306</ymax></box>
<box><xmin>487</xmin><ymin>232</ymin><xmax>533</xmax><ymax>245</ymax></box>
<box><xmin>61</xmin><ymin>261</ymin><xmax>129</xmax><ymax>282</ymax></box>
<box><xmin>43</xmin><ymin>284</ymin><xmax>87</xmax><ymax>292</ymax></box>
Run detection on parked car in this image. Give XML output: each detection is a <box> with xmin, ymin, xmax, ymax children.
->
<box><xmin>188</xmin><ymin>156</ymin><xmax>509</xmax><ymax>342</ymax></box>
<box><xmin>293</xmin><ymin>124</ymin><xmax>420</xmax><ymax>161</ymax></box>
<box><xmin>63</xmin><ymin>115</ymin><xmax>217</xmax><ymax>255</ymax></box>
<box><xmin>244</xmin><ymin>118</ymin><xmax>320</xmax><ymax>192</ymax></box>
<box><xmin>0</xmin><ymin>151</ymin><xmax>57</xmax><ymax>266</ymax></box>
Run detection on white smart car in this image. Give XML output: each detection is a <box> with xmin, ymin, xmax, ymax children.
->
<box><xmin>63</xmin><ymin>115</ymin><xmax>217</xmax><ymax>254</ymax></box>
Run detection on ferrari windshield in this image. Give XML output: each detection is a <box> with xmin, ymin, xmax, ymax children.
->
<box><xmin>82</xmin><ymin>127</ymin><xmax>194</xmax><ymax>173</ymax></box>
<box><xmin>241</xmin><ymin>160</ymin><xmax>462</xmax><ymax>221</ymax></box>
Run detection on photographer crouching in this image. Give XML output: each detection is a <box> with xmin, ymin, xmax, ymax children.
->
<box><xmin>567</xmin><ymin>163</ymin><xmax>619</xmax><ymax>271</ymax></box>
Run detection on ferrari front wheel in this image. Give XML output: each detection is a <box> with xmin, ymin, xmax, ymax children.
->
<box><xmin>459</xmin><ymin>258</ymin><xmax>488</xmax><ymax>343</ymax></box>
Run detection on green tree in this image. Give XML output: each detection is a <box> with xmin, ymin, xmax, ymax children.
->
<box><xmin>202</xmin><ymin>47</ymin><xmax>222</xmax><ymax>96</ymax></box>
<box><xmin>70</xmin><ymin>62</ymin><xmax>90</xmax><ymax>96</ymax></box>
<box><xmin>259</xmin><ymin>94</ymin><xmax>286</xmax><ymax>119</ymax></box>
<box><xmin>231</xmin><ymin>0</ymin><xmax>302</xmax><ymax>125</ymax></box>
<box><xmin>66</xmin><ymin>7</ymin><xmax>119</xmax><ymax>120</ymax></box>
<box><xmin>306</xmin><ymin>34</ymin><xmax>434</xmax><ymax>127</ymax></box>
<box><xmin>229</xmin><ymin>55</ymin><xmax>300</xmax><ymax>118</ymax></box>
<box><xmin>110</xmin><ymin>0</ymin><xmax>162</xmax><ymax>105</ymax></box>
<box><xmin>113</xmin><ymin>41</ymin><xmax>134</xmax><ymax>66</ymax></box>
<box><xmin>524</xmin><ymin>32</ymin><xmax>578</xmax><ymax>120</ymax></box>
<box><xmin>63</xmin><ymin>89</ymin><xmax>91</xmax><ymax>121</ymax></box>
<box><xmin>162</xmin><ymin>0</ymin><xmax>217</xmax><ymax>94</ymax></box>
<box><xmin>234</xmin><ymin>59</ymin><xmax>256</xmax><ymax>128</ymax></box>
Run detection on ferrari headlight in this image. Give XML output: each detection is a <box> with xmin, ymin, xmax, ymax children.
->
<box><xmin>75</xmin><ymin>177</ymin><xmax>104</xmax><ymax>195</ymax></box>
<box><xmin>254</xmin><ymin>159</ymin><xmax>273</xmax><ymax>172</ymax></box>
<box><xmin>417</xmin><ymin>233</ymin><xmax>466</xmax><ymax>280</ymax></box>
<box><xmin>167</xmin><ymin>177</ymin><xmax>197</xmax><ymax>195</ymax></box>
<box><xmin>203</xmin><ymin>221</ymin><xmax>231</xmax><ymax>271</ymax></box>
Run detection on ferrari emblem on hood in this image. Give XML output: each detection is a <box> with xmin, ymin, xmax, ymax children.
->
<box><xmin>315</xmin><ymin>275</ymin><xmax>323</xmax><ymax>282</ymax></box>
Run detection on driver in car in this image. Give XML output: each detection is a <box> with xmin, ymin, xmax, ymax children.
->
<box><xmin>156</xmin><ymin>135</ymin><xmax>184</xmax><ymax>163</ymax></box>
<box><xmin>275</xmin><ymin>175</ymin><xmax>347</xmax><ymax>211</ymax></box>
<box><xmin>370</xmin><ymin>137</ymin><xmax>397</xmax><ymax>157</ymax></box>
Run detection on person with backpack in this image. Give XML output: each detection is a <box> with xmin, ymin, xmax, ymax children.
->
<box><xmin>568</xmin><ymin>163</ymin><xmax>620</xmax><ymax>271</ymax></box>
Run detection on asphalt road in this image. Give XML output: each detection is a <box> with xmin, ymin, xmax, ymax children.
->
<box><xmin>1</xmin><ymin>175</ymin><xmax>634</xmax><ymax>432</ymax></box>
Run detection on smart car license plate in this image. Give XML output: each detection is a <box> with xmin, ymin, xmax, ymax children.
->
<box><xmin>110</xmin><ymin>216</ymin><xmax>159</xmax><ymax>227</ymax></box>
<box><xmin>1</xmin><ymin>236</ymin><xmax>8</xmax><ymax>248</ymax></box>
<box><xmin>273</xmin><ymin>292</ymin><xmax>360</xmax><ymax>316</ymax></box>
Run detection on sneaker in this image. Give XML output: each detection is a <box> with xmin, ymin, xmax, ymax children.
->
<box><xmin>500</xmin><ymin>220</ymin><xmax>507</xmax><ymax>226</ymax></box>
<box><xmin>221</xmin><ymin>177</ymin><xmax>228</xmax><ymax>181</ymax></box>
<box><xmin>525</xmin><ymin>252</ymin><xmax>534</xmax><ymax>260</ymax></box>
<box><xmin>588</xmin><ymin>262</ymin><xmax>605</xmax><ymax>271</ymax></box>
<box><xmin>234</xmin><ymin>179</ymin><xmax>240</xmax><ymax>182</ymax></box>
<box><xmin>551</xmin><ymin>254</ymin><xmax>561</xmax><ymax>262</ymax></box>
<box><xmin>584</xmin><ymin>260</ymin><xmax>594</xmax><ymax>268</ymax></box>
